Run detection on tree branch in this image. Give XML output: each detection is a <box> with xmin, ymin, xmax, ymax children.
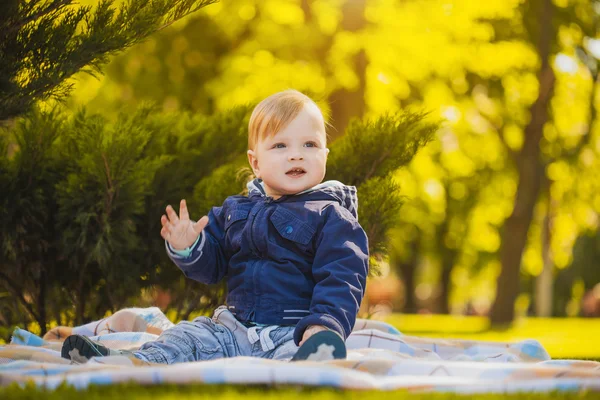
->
<box><xmin>102</xmin><ymin>152</ymin><xmax>114</xmax><ymax>219</ymax></box>
<box><xmin>564</xmin><ymin>69</ymin><xmax>599</xmax><ymax>159</ymax></box>
<box><xmin>157</xmin><ymin>0</ymin><xmax>218</xmax><ymax>32</ymax></box>
<box><xmin>491</xmin><ymin>118</ymin><xmax>519</xmax><ymax>164</ymax></box>
<box><xmin>364</xmin><ymin>149</ymin><xmax>391</xmax><ymax>181</ymax></box>
<box><xmin>3</xmin><ymin>0</ymin><xmax>73</xmax><ymax>37</ymax></box>
<box><xmin>300</xmin><ymin>0</ymin><xmax>313</xmax><ymax>23</ymax></box>
<box><xmin>0</xmin><ymin>269</ymin><xmax>41</xmax><ymax>323</ymax></box>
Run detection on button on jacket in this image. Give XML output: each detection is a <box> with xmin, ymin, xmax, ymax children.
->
<box><xmin>166</xmin><ymin>179</ymin><xmax>369</xmax><ymax>345</ymax></box>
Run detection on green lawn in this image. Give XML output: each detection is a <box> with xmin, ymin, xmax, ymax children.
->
<box><xmin>384</xmin><ymin>314</ymin><xmax>600</xmax><ymax>360</ymax></box>
<box><xmin>2</xmin><ymin>315</ymin><xmax>599</xmax><ymax>399</ymax></box>
<box><xmin>1</xmin><ymin>384</ymin><xmax>599</xmax><ymax>400</ymax></box>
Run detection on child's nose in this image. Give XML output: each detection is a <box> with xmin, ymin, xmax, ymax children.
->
<box><xmin>289</xmin><ymin>153</ymin><xmax>304</xmax><ymax>161</ymax></box>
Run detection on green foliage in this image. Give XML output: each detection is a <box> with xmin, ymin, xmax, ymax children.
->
<box><xmin>88</xmin><ymin>13</ymin><xmax>230</xmax><ymax>115</ymax></box>
<box><xmin>0</xmin><ymin>108</ymin><xmax>64</xmax><ymax>333</ymax></box>
<box><xmin>0</xmin><ymin>0</ymin><xmax>215</xmax><ymax>121</ymax></box>
<box><xmin>326</xmin><ymin>112</ymin><xmax>437</xmax><ymax>186</ymax></box>
<box><xmin>55</xmin><ymin>106</ymin><xmax>170</xmax><ymax>315</ymax></box>
<box><xmin>193</xmin><ymin>160</ymin><xmax>251</xmax><ymax>215</ymax></box>
<box><xmin>0</xmin><ymin>105</ymin><xmax>242</xmax><ymax>332</ymax></box>
<box><xmin>177</xmin><ymin>105</ymin><xmax>251</xmax><ymax>177</ymax></box>
<box><xmin>324</xmin><ymin>111</ymin><xmax>438</xmax><ymax>261</ymax></box>
<box><xmin>357</xmin><ymin>177</ymin><xmax>404</xmax><ymax>257</ymax></box>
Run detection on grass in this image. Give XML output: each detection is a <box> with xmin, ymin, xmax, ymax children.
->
<box><xmin>1</xmin><ymin>384</ymin><xmax>599</xmax><ymax>400</ymax></box>
<box><xmin>383</xmin><ymin>314</ymin><xmax>600</xmax><ymax>360</ymax></box>
<box><xmin>2</xmin><ymin>314</ymin><xmax>600</xmax><ymax>399</ymax></box>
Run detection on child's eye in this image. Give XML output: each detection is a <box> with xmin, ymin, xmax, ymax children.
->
<box><xmin>304</xmin><ymin>142</ymin><xmax>317</xmax><ymax>148</ymax></box>
<box><xmin>273</xmin><ymin>143</ymin><xmax>286</xmax><ymax>149</ymax></box>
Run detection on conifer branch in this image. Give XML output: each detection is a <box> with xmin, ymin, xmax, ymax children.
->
<box><xmin>364</xmin><ymin>149</ymin><xmax>391</xmax><ymax>181</ymax></box>
<box><xmin>3</xmin><ymin>0</ymin><xmax>73</xmax><ymax>36</ymax></box>
<box><xmin>101</xmin><ymin>152</ymin><xmax>115</xmax><ymax>219</ymax></box>
<box><xmin>0</xmin><ymin>0</ymin><xmax>217</xmax><ymax>121</ymax></box>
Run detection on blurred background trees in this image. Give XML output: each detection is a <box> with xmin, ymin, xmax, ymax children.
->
<box><xmin>2</xmin><ymin>0</ymin><xmax>600</xmax><ymax>337</ymax></box>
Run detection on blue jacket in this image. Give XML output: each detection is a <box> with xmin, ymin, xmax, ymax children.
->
<box><xmin>166</xmin><ymin>179</ymin><xmax>369</xmax><ymax>345</ymax></box>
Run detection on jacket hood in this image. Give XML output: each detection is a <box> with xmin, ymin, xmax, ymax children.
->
<box><xmin>247</xmin><ymin>179</ymin><xmax>359</xmax><ymax>219</ymax></box>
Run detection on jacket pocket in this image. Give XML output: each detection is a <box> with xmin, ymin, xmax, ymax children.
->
<box><xmin>223</xmin><ymin>205</ymin><xmax>252</xmax><ymax>250</ymax></box>
<box><xmin>269</xmin><ymin>207</ymin><xmax>315</xmax><ymax>245</ymax></box>
<box><xmin>224</xmin><ymin>205</ymin><xmax>251</xmax><ymax>231</ymax></box>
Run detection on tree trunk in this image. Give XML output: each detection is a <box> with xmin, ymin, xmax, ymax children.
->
<box><xmin>437</xmin><ymin>214</ymin><xmax>459</xmax><ymax>315</ymax></box>
<box><xmin>37</xmin><ymin>270</ymin><xmax>47</xmax><ymax>335</ymax></box>
<box><xmin>76</xmin><ymin>265</ymin><xmax>87</xmax><ymax>325</ymax></box>
<box><xmin>535</xmin><ymin>182</ymin><xmax>554</xmax><ymax>317</ymax></box>
<box><xmin>397</xmin><ymin>240</ymin><xmax>419</xmax><ymax>313</ymax></box>
<box><xmin>439</xmin><ymin>261</ymin><xmax>453</xmax><ymax>314</ymax></box>
<box><xmin>490</xmin><ymin>0</ymin><xmax>556</xmax><ymax>325</ymax></box>
<box><xmin>401</xmin><ymin>260</ymin><xmax>417</xmax><ymax>313</ymax></box>
<box><xmin>328</xmin><ymin>0</ymin><xmax>367</xmax><ymax>139</ymax></box>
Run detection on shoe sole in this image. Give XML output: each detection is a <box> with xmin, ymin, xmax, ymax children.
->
<box><xmin>61</xmin><ymin>335</ymin><xmax>109</xmax><ymax>361</ymax></box>
<box><xmin>291</xmin><ymin>331</ymin><xmax>347</xmax><ymax>361</ymax></box>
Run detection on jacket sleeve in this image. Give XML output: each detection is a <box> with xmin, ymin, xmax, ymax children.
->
<box><xmin>165</xmin><ymin>205</ymin><xmax>228</xmax><ymax>284</ymax></box>
<box><xmin>293</xmin><ymin>204</ymin><xmax>369</xmax><ymax>345</ymax></box>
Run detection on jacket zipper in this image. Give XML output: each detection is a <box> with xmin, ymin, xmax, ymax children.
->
<box><xmin>249</xmin><ymin>197</ymin><xmax>271</xmax><ymax>322</ymax></box>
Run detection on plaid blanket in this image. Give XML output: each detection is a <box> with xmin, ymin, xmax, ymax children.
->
<box><xmin>1</xmin><ymin>307</ymin><xmax>599</xmax><ymax>393</ymax></box>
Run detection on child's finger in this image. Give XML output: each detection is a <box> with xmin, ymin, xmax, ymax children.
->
<box><xmin>193</xmin><ymin>215</ymin><xmax>209</xmax><ymax>234</ymax></box>
<box><xmin>166</xmin><ymin>205</ymin><xmax>179</xmax><ymax>224</ymax></box>
<box><xmin>161</xmin><ymin>215</ymin><xmax>169</xmax><ymax>227</ymax></box>
<box><xmin>160</xmin><ymin>227</ymin><xmax>169</xmax><ymax>240</ymax></box>
<box><xmin>161</xmin><ymin>215</ymin><xmax>175</xmax><ymax>231</ymax></box>
<box><xmin>179</xmin><ymin>199</ymin><xmax>189</xmax><ymax>221</ymax></box>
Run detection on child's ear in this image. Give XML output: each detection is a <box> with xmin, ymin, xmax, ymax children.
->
<box><xmin>247</xmin><ymin>150</ymin><xmax>261</xmax><ymax>178</ymax></box>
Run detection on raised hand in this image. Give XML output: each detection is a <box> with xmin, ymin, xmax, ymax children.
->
<box><xmin>160</xmin><ymin>199</ymin><xmax>209</xmax><ymax>250</ymax></box>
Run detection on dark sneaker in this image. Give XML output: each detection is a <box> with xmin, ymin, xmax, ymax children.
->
<box><xmin>61</xmin><ymin>334</ymin><xmax>115</xmax><ymax>363</ymax></box>
<box><xmin>291</xmin><ymin>330</ymin><xmax>347</xmax><ymax>361</ymax></box>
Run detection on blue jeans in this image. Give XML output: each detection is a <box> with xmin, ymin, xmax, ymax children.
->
<box><xmin>132</xmin><ymin>306</ymin><xmax>298</xmax><ymax>364</ymax></box>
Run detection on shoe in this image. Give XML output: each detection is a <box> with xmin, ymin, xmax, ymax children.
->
<box><xmin>61</xmin><ymin>334</ymin><xmax>113</xmax><ymax>363</ymax></box>
<box><xmin>291</xmin><ymin>330</ymin><xmax>347</xmax><ymax>361</ymax></box>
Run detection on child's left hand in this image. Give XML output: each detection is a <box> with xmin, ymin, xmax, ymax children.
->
<box><xmin>299</xmin><ymin>325</ymin><xmax>329</xmax><ymax>346</ymax></box>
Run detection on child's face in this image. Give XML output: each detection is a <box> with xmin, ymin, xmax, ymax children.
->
<box><xmin>247</xmin><ymin>105</ymin><xmax>329</xmax><ymax>199</ymax></box>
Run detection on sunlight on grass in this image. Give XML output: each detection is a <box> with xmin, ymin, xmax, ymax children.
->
<box><xmin>2</xmin><ymin>383</ymin><xmax>599</xmax><ymax>400</ymax></box>
<box><xmin>384</xmin><ymin>314</ymin><xmax>600</xmax><ymax>359</ymax></box>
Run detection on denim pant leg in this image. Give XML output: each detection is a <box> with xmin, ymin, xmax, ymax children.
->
<box><xmin>251</xmin><ymin>325</ymin><xmax>298</xmax><ymax>360</ymax></box>
<box><xmin>132</xmin><ymin>316</ymin><xmax>237</xmax><ymax>364</ymax></box>
<box><xmin>212</xmin><ymin>306</ymin><xmax>298</xmax><ymax>361</ymax></box>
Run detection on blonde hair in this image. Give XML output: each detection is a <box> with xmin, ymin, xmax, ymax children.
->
<box><xmin>248</xmin><ymin>90</ymin><xmax>325</xmax><ymax>150</ymax></box>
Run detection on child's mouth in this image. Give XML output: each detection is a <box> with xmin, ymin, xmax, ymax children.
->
<box><xmin>286</xmin><ymin>168</ymin><xmax>306</xmax><ymax>177</ymax></box>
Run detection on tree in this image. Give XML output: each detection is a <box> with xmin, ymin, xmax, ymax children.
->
<box><xmin>326</xmin><ymin>0</ymin><xmax>367</xmax><ymax>137</ymax></box>
<box><xmin>0</xmin><ymin>0</ymin><xmax>215</xmax><ymax>122</ymax></box>
<box><xmin>490</xmin><ymin>0</ymin><xmax>600</xmax><ymax>323</ymax></box>
<box><xmin>489</xmin><ymin>0</ymin><xmax>556</xmax><ymax>324</ymax></box>
<box><xmin>0</xmin><ymin>108</ymin><xmax>65</xmax><ymax>334</ymax></box>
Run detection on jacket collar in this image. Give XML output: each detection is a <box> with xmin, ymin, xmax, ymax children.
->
<box><xmin>247</xmin><ymin>179</ymin><xmax>359</xmax><ymax>219</ymax></box>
